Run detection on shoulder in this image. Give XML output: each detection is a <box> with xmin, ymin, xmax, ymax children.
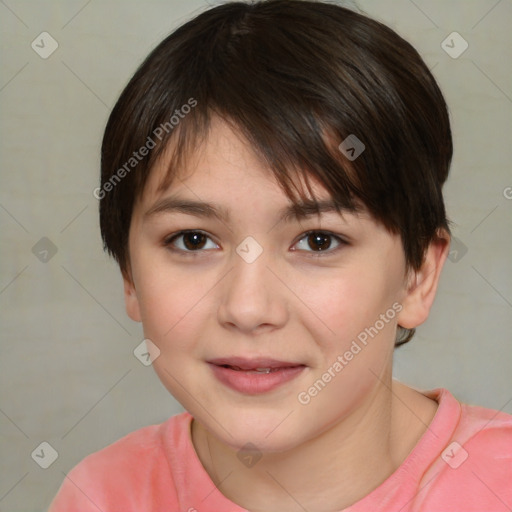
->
<box><xmin>455</xmin><ymin>397</ymin><xmax>512</xmax><ymax>463</ymax></box>
<box><xmin>420</xmin><ymin>391</ymin><xmax>512</xmax><ymax>510</ymax></box>
<box><xmin>48</xmin><ymin>412</ymin><xmax>192</xmax><ymax>511</ymax></box>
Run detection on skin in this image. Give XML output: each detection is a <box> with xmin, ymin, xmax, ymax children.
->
<box><xmin>123</xmin><ymin>116</ymin><xmax>450</xmax><ymax>511</ymax></box>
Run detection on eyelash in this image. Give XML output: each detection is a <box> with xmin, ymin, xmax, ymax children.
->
<box><xmin>163</xmin><ymin>230</ymin><xmax>348</xmax><ymax>258</ymax></box>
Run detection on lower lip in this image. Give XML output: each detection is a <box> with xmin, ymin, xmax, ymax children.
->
<box><xmin>208</xmin><ymin>364</ymin><xmax>306</xmax><ymax>394</ymax></box>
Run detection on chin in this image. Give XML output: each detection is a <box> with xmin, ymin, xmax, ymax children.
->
<box><xmin>204</xmin><ymin>407</ymin><xmax>310</xmax><ymax>454</ymax></box>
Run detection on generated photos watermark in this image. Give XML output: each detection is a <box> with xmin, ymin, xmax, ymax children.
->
<box><xmin>297</xmin><ymin>302</ymin><xmax>403</xmax><ymax>405</ymax></box>
<box><xmin>93</xmin><ymin>97</ymin><xmax>197</xmax><ymax>200</ymax></box>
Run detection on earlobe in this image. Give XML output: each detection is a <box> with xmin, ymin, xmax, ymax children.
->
<box><xmin>397</xmin><ymin>231</ymin><xmax>450</xmax><ymax>330</ymax></box>
<box><xmin>123</xmin><ymin>270</ymin><xmax>142</xmax><ymax>323</ymax></box>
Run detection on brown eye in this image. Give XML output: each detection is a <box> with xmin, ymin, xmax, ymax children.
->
<box><xmin>307</xmin><ymin>232</ymin><xmax>332</xmax><ymax>251</ymax></box>
<box><xmin>293</xmin><ymin>231</ymin><xmax>345</xmax><ymax>254</ymax></box>
<box><xmin>165</xmin><ymin>231</ymin><xmax>218</xmax><ymax>253</ymax></box>
<box><xmin>181</xmin><ymin>232</ymin><xmax>207</xmax><ymax>250</ymax></box>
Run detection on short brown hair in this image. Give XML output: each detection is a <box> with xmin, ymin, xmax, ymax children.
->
<box><xmin>99</xmin><ymin>0</ymin><xmax>452</xmax><ymax>346</ymax></box>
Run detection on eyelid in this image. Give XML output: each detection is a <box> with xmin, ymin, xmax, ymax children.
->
<box><xmin>163</xmin><ymin>230</ymin><xmax>219</xmax><ymax>256</ymax></box>
<box><xmin>163</xmin><ymin>229</ymin><xmax>348</xmax><ymax>256</ymax></box>
<box><xmin>291</xmin><ymin>230</ymin><xmax>348</xmax><ymax>256</ymax></box>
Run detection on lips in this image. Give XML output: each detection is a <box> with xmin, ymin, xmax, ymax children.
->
<box><xmin>208</xmin><ymin>357</ymin><xmax>304</xmax><ymax>371</ymax></box>
<box><xmin>207</xmin><ymin>357</ymin><xmax>306</xmax><ymax>394</ymax></box>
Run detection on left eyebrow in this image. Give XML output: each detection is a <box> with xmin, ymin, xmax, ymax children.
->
<box><xmin>143</xmin><ymin>195</ymin><xmax>352</xmax><ymax>224</ymax></box>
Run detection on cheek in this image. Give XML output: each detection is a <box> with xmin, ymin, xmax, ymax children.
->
<box><xmin>133</xmin><ymin>256</ymin><xmax>207</xmax><ymax>351</ymax></box>
<box><xmin>296</xmin><ymin>276</ymin><xmax>397</xmax><ymax>418</ymax></box>
<box><xmin>302</xmin><ymin>268</ymin><xmax>396</xmax><ymax>345</ymax></box>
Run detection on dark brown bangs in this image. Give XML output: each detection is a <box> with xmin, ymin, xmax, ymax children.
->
<box><xmin>100</xmin><ymin>0</ymin><xmax>453</xmax><ymax>328</ymax></box>
<box><xmin>151</xmin><ymin>106</ymin><xmax>364</xmax><ymax>223</ymax></box>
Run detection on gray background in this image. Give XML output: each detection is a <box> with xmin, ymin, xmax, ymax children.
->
<box><xmin>1</xmin><ymin>1</ymin><xmax>511</xmax><ymax>510</ymax></box>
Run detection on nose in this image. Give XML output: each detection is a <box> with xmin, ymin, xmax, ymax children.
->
<box><xmin>217</xmin><ymin>241</ymin><xmax>289</xmax><ymax>335</ymax></box>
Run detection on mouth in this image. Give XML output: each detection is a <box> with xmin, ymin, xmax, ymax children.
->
<box><xmin>220</xmin><ymin>366</ymin><xmax>282</xmax><ymax>373</ymax></box>
<box><xmin>207</xmin><ymin>357</ymin><xmax>307</xmax><ymax>394</ymax></box>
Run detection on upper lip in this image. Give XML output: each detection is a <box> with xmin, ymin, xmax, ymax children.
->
<box><xmin>208</xmin><ymin>357</ymin><xmax>305</xmax><ymax>370</ymax></box>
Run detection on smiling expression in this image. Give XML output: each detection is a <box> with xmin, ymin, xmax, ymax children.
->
<box><xmin>123</xmin><ymin>116</ymin><xmax>419</xmax><ymax>452</ymax></box>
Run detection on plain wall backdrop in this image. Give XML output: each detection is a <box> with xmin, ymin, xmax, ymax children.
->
<box><xmin>1</xmin><ymin>1</ymin><xmax>511</xmax><ymax>510</ymax></box>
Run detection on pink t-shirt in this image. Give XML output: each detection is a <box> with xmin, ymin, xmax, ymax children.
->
<box><xmin>48</xmin><ymin>388</ymin><xmax>512</xmax><ymax>511</ymax></box>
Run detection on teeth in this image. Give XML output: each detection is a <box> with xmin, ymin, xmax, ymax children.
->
<box><xmin>226</xmin><ymin>365</ymin><xmax>274</xmax><ymax>373</ymax></box>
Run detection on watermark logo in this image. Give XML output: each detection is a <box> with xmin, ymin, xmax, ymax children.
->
<box><xmin>31</xmin><ymin>32</ymin><xmax>59</xmax><ymax>59</ymax></box>
<box><xmin>133</xmin><ymin>339</ymin><xmax>161</xmax><ymax>366</ymax></box>
<box><xmin>237</xmin><ymin>442</ymin><xmax>262</xmax><ymax>468</ymax></box>
<box><xmin>93</xmin><ymin>98</ymin><xmax>197</xmax><ymax>200</ymax></box>
<box><xmin>441</xmin><ymin>32</ymin><xmax>468</xmax><ymax>59</ymax></box>
<box><xmin>236</xmin><ymin>236</ymin><xmax>263</xmax><ymax>264</ymax></box>
<box><xmin>298</xmin><ymin>302</ymin><xmax>402</xmax><ymax>405</ymax></box>
<box><xmin>447</xmin><ymin>236</ymin><xmax>468</xmax><ymax>263</ymax></box>
<box><xmin>441</xmin><ymin>441</ymin><xmax>468</xmax><ymax>469</ymax></box>
<box><xmin>32</xmin><ymin>237</ymin><xmax>58</xmax><ymax>263</ymax></box>
<box><xmin>338</xmin><ymin>134</ymin><xmax>365</xmax><ymax>161</ymax></box>
<box><xmin>31</xmin><ymin>441</ymin><xmax>59</xmax><ymax>469</ymax></box>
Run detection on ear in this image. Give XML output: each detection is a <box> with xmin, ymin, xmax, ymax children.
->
<box><xmin>397</xmin><ymin>230</ymin><xmax>450</xmax><ymax>329</ymax></box>
<box><xmin>122</xmin><ymin>267</ymin><xmax>142</xmax><ymax>323</ymax></box>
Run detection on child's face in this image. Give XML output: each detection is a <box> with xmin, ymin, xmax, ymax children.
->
<box><xmin>125</xmin><ymin>116</ymin><xmax>416</xmax><ymax>452</ymax></box>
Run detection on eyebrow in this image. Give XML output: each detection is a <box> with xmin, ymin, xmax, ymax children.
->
<box><xmin>143</xmin><ymin>195</ymin><xmax>354</xmax><ymax>224</ymax></box>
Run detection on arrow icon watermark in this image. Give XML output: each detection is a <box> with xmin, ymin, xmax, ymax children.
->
<box><xmin>338</xmin><ymin>134</ymin><xmax>365</xmax><ymax>161</ymax></box>
<box><xmin>236</xmin><ymin>236</ymin><xmax>263</xmax><ymax>264</ymax></box>
<box><xmin>31</xmin><ymin>32</ymin><xmax>59</xmax><ymax>59</ymax></box>
<box><xmin>237</xmin><ymin>442</ymin><xmax>262</xmax><ymax>468</ymax></box>
<box><xmin>134</xmin><ymin>339</ymin><xmax>161</xmax><ymax>366</ymax></box>
<box><xmin>32</xmin><ymin>237</ymin><xmax>58</xmax><ymax>263</ymax></box>
<box><xmin>31</xmin><ymin>441</ymin><xmax>59</xmax><ymax>469</ymax></box>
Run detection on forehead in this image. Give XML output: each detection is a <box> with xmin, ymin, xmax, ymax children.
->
<box><xmin>133</xmin><ymin>115</ymin><xmax>370</xmax><ymax>230</ymax></box>
<box><xmin>140</xmin><ymin>116</ymin><xmax>333</xmax><ymax>204</ymax></box>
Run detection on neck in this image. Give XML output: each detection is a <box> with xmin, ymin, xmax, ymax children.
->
<box><xmin>191</xmin><ymin>377</ymin><xmax>437</xmax><ymax>512</ymax></box>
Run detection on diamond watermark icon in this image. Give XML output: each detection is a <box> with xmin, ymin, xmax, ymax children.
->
<box><xmin>441</xmin><ymin>441</ymin><xmax>468</xmax><ymax>469</ymax></box>
<box><xmin>32</xmin><ymin>237</ymin><xmax>58</xmax><ymax>263</ymax></box>
<box><xmin>447</xmin><ymin>236</ymin><xmax>468</xmax><ymax>263</ymax></box>
<box><xmin>237</xmin><ymin>442</ymin><xmax>262</xmax><ymax>468</ymax></box>
<box><xmin>236</xmin><ymin>236</ymin><xmax>263</xmax><ymax>264</ymax></box>
<box><xmin>31</xmin><ymin>32</ymin><xmax>59</xmax><ymax>59</ymax></box>
<box><xmin>134</xmin><ymin>339</ymin><xmax>161</xmax><ymax>366</ymax></box>
<box><xmin>31</xmin><ymin>441</ymin><xmax>59</xmax><ymax>469</ymax></box>
<box><xmin>338</xmin><ymin>134</ymin><xmax>365</xmax><ymax>161</ymax></box>
<box><xmin>441</xmin><ymin>32</ymin><xmax>468</xmax><ymax>59</ymax></box>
